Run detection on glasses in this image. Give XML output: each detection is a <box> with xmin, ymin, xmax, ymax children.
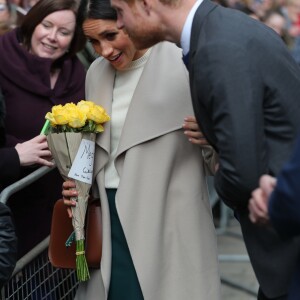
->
<box><xmin>0</xmin><ymin>3</ymin><xmax>8</xmax><ymax>12</ymax></box>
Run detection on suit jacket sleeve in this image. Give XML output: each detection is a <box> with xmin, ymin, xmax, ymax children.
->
<box><xmin>196</xmin><ymin>43</ymin><xmax>268</xmax><ymax>208</ymax></box>
<box><xmin>268</xmin><ymin>134</ymin><xmax>300</xmax><ymax>238</ymax></box>
<box><xmin>0</xmin><ymin>148</ymin><xmax>21</xmax><ymax>184</ymax></box>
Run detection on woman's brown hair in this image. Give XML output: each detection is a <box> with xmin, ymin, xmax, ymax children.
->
<box><xmin>20</xmin><ymin>0</ymin><xmax>86</xmax><ymax>59</ymax></box>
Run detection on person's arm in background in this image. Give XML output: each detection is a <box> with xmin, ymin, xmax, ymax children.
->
<box><xmin>248</xmin><ymin>175</ymin><xmax>275</xmax><ymax>224</ymax></box>
<box><xmin>0</xmin><ymin>202</ymin><xmax>17</xmax><ymax>289</ymax></box>
<box><xmin>0</xmin><ymin>135</ymin><xmax>54</xmax><ymax>184</ymax></box>
<box><xmin>0</xmin><ymin>87</ymin><xmax>21</xmax><ymax>147</ymax></box>
<box><xmin>249</xmin><ymin>134</ymin><xmax>300</xmax><ymax>237</ymax></box>
<box><xmin>268</xmin><ymin>135</ymin><xmax>300</xmax><ymax>237</ymax></box>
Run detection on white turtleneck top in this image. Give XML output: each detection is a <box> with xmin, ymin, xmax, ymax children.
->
<box><xmin>104</xmin><ymin>49</ymin><xmax>152</xmax><ymax>188</ymax></box>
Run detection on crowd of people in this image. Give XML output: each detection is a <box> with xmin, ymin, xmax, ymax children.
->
<box><xmin>0</xmin><ymin>0</ymin><xmax>300</xmax><ymax>299</ymax></box>
<box><xmin>0</xmin><ymin>0</ymin><xmax>40</xmax><ymax>35</ymax></box>
<box><xmin>220</xmin><ymin>0</ymin><xmax>300</xmax><ymax>64</ymax></box>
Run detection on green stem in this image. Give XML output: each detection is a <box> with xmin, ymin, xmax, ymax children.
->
<box><xmin>76</xmin><ymin>240</ymin><xmax>90</xmax><ymax>281</ymax></box>
<box><xmin>40</xmin><ymin>120</ymin><xmax>50</xmax><ymax>135</ymax></box>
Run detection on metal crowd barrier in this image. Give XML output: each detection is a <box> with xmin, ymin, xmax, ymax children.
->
<box><xmin>0</xmin><ymin>168</ymin><xmax>257</xmax><ymax>298</ymax></box>
<box><xmin>0</xmin><ymin>166</ymin><xmax>79</xmax><ymax>300</ymax></box>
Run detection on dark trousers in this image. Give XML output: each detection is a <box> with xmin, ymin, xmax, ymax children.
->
<box><xmin>106</xmin><ymin>189</ymin><xmax>144</xmax><ymax>300</ymax></box>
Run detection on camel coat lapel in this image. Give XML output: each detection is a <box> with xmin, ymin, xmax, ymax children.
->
<box><xmin>85</xmin><ymin>59</ymin><xmax>114</xmax><ymax>178</ymax></box>
<box><xmin>114</xmin><ymin>42</ymin><xmax>192</xmax><ymax>172</ymax></box>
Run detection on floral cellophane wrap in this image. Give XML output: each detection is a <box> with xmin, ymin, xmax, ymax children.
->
<box><xmin>44</xmin><ymin>101</ymin><xmax>110</xmax><ymax>281</ymax></box>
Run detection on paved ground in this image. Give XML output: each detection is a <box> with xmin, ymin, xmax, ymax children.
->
<box><xmin>216</xmin><ymin>210</ymin><xmax>259</xmax><ymax>300</ymax></box>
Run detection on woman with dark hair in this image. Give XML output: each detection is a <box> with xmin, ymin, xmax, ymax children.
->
<box><xmin>62</xmin><ymin>0</ymin><xmax>220</xmax><ymax>299</ymax></box>
<box><xmin>0</xmin><ymin>0</ymin><xmax>86</xmax><ymax>258</ymax></box>
<box><xmin>20</xmin><ymin>0</ymin><xmax>86</xmax><ymax>60</ymax></box>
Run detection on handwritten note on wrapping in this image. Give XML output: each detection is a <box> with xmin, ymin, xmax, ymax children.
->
<box><xmin>68</xmin><ymin>139</ymin><xmax>95</xmax><ymax>184</ymax></box>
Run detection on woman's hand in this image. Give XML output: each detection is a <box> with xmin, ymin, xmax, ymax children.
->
<box><xmin>15</xmin><ymin>135</ymin><xmax>54</xmax><ymax>167</ymax></box>
<box><xmin>183</xmin><ymin>116</ymin><xmax>209</xmax><ymax>146</ymax></box>
<box><xmin>62</xmin><ymin>180</ymin><xmax>78</xmax><ymax>218</ymax></box>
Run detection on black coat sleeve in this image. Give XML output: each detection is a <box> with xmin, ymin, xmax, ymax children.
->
<box><xmin>0</xmin><ymin>148</ymin><xmax>21</xmax><ymax>184</ymax></box>
<box><xmin>0</xmin><ymin>202</ymin><xmax>17</xmax><ymax>289</ymax></box>
<box><xmin>0</xmin><ymin>86</ymin><xmax>6</xmax><ymax>147</ymax></box>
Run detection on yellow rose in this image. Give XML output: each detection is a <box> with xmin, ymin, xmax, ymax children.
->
<box><xmin>67</xmin><ymin>105</ymin><xmax>87</xmax><ymax>128</ymax></box>
<box><xmin>77</xmin><ymin>100</ymin><xmax>95</xmax><ymax>115</ymax></box>
<box><xmin>45</xmin><ymin>112</ymin><xmax>56</xmax><ymax>125</ymax></box>
<box><xmin>87</xmin><ymin>104</ymin><xmax>110</xmax><ymax>124</ymax></box>
<box><xmin>44</xmin><ymin>100</ymin><xmax>110</xmax><ymax>133</ymax></box>
<box><xmin>52</xmin><ymin>104</ymin><xmax>69</xmax><ymax>125</ymax></box>
<box><xmin>64</xmin><ymin>102</ymin><xmax>78</xmax><ymax>111</ymax></box>
<box><xmin>95</xmin><ymin>124</ymin><xmax>104</xmax><ymax>133</ymax></box>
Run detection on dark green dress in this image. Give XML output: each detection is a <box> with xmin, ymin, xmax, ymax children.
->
<box><xmin>106</xmin><ymin>189</ymin><xmax>144</xmax><ymax>300</ymax></box>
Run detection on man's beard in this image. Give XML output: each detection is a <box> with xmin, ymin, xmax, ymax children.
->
<box><xmin>127</xmin><ymin>25</ymin><xmax>165</xmax><ymax>50</ymax></box>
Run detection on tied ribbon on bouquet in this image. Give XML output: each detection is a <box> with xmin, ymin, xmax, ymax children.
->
<box><xmin>42</xmin><ymin>100</ymin><xmax>110</xmax><ymax>281</ymax></box>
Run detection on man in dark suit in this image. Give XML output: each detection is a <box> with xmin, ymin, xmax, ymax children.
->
<box><xmin>109</xmin><ymin>0</ymin><xmax>300</xmax><ymax>299</ymax></box>
<box><xmin>249</xmin><ymin>133</ymin><xmax>300</xmax><ymax>299</ymax></box>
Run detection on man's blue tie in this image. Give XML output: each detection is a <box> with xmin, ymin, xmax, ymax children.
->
<box><xmin>182</xmin><ymin>52</ymin><xmax>189</xmax><ymax>69</ymax></box>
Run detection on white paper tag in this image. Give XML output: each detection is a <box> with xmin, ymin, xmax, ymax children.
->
<box><xmin>68</xmin><ymin>139</ymin><xmax>95</xmax><ymax>184</ymax></box>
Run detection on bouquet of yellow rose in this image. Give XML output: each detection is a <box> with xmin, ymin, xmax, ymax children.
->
<box><xmin>42</xmin><ymin>100</ymin><xmax>110</xmax><ymax>281</ymax></box>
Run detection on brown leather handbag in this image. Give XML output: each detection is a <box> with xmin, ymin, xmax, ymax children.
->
<box><xmin>48</xmin><ymin>198</ymin><xmax>102</xmax><ymax>269</ymax></box>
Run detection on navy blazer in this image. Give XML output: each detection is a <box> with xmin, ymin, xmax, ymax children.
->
<box><xmin>269</xmin><ymin>133</ymin><xmax>300</xmax><ymax>238</ymax></box>
<box><xmin>269</xmin><ymin>134</ymin><xmax>300</xmax><ymax>300</ymax></box>
<box><xmin>188</xmin><ymin>0</ymin><xmax>300</xmax><ymax>297</ymax></box>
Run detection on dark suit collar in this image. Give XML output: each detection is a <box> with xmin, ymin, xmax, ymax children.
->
<box><xmin>187</xmin><ymin>0</ymin><xmax>219</xmax><ymax>150</ymax></box>
<box><xmin>190</xmin><ymin>0</ymin><xmax>217</xmax><ymax>57</ymax></box>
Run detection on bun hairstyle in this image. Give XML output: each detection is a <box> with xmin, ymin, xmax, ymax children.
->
<box><xmin>87</xmin><ymin>0</ymin><xmax>117</xmax><ymax>21</ymax></box>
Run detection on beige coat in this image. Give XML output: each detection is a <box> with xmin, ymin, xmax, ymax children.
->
<box><xmin>75</xmin><ymin>42</ymin><xmax>221</xmax><ymax>300</ymax></box>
